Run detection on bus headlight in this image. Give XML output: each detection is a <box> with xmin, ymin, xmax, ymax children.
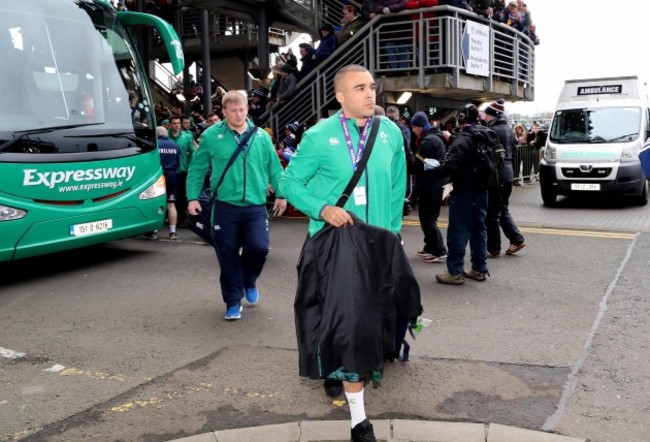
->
<box><xmin>0</xmin><ymin>204</ymin><xmax>27</xmax><ymax>221</ymax></box>
<box><xmin>620</xmin><ymin>147</ymin><xmax>637</xmax><ymax>162</ymax></box>
<box><xmin>138</xmin><ymin>175</ymin><xmax>166</xmax><ymax>200</ymax></box>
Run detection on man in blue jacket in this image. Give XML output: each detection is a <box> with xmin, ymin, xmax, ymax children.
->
<box><xmin>430</xmin><ymin>104</ymin><xmax>490</xmax><ymax>285</ymax></box>
<box><xmin>157</xmin><ymin>126</ymin><xmax>180</xmax><ymax>240</ymax></box>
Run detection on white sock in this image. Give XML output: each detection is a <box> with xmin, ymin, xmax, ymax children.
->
<box><xmin>169</xmin><ymin>225</ymin><xmax>176</xmax><ymax>234</ymax></box>
<box><xmin>345</xmin><ymin>389</ymin><xmax>366</xmax><ymax>428</ymax></box>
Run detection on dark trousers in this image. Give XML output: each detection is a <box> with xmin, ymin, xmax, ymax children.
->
<box><xmin>486</xmin><ymin>182</ymin><xmax>525</xmax><ymax>254</ymax></box>
<box><xmin>417</xmin><ymin>187</ymin><xmax>447</xmax><ymax>256</ymax></box>
<box><xmin>512</xmin><ymin>146</ymin><xmax>522</xmax><ymax>181</ymax></box>
<box><xmin>446</xmin><ymin>191</ymin><xmax>488</xmax><ymax>275</ymax></box>
<box><xmin>175</xmin><ymin>172</ymin><xmax>188</xmax><ymax>225</ymax></box>
<box><xmin>211</xmin><ymin>201</ymin><xmax>269</xmax><ymax>308</ymax></box>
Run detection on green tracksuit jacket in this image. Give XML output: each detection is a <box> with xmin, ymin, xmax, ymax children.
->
<box><xmin>280</xmin><ymin>111</ymin><xmax>406</xmax><ymax>236</ymax></box>
<box><xmin>168</xmin><ymin>130</ymin><xmax>195</xmax><ymax>174</ymax></box>
<box><xmin>186</xmin><ymin>119</ymin><xmax>284</xmax><ymax>206</ymax></box>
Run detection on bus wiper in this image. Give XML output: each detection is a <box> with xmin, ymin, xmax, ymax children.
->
<box><xmin>608</xmin><ymin>132</ymin><xmax>638</xmax><ymax>142</ymax></box>
<box><xmin>0</xmin><ymin>123</ymin><xmax>104</xmax><ymax>152</ymax></box>
<box><xmin>66</xmin><ymin>131</ymin><xmax>155</xmax><ymax>149</ymax></box>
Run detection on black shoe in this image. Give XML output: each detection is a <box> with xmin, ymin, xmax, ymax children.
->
<box><xmin>351</xmin><ymin>418</ymin><xmax>376</xmax><ymax>442</ymax></box>
<box><xmin>323</xmin><ymin>378</ymin><xmax>343</xmax><ymax>398</ymax></box>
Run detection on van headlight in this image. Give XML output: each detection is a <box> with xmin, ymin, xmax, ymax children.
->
<box><xmin>138</xmin><ymin>175</ymin><xmax>166</xmax><ymax>200</ymax></box>
<box><xmin>0</xmin><ymin>204</ymin><xmax>27</xmax><ymax>221</ymax></box>
<box><xmin>620</xmin><ymin>147</ymin><xmax>637</xmax><ymax>162</ymax></box>
<box><xmin>543</xmin><ymin>146</ymin><xmax>557</xmax><ymax>163</ymax></box>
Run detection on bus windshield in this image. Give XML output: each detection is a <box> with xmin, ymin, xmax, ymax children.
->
<box><xmin>0</xmin><ymin>0</ymin><xmax>155</xmax><ymax>154</ymax></box>
<box><xmin>549</xmin><ymin>107</ymin><xmax>641</xmax><ymax>144</ymax></box>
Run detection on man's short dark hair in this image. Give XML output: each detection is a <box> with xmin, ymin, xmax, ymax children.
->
<box><xmin>334</xmin><ymin>64</ymin><xmax>371</xmax><ymax>92</ymax></box>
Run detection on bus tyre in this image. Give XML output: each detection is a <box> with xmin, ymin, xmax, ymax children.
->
<box><xmin>636</xmin><ymin>179</ymin><xmax>648</xmax><ymax>206</ymax></box>
<box><xmin>541</xmin><ymin>185</ymin><xmax>557</xmax><ymax>207</ymax></box>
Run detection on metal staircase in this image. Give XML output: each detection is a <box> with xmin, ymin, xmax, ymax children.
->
<box><xmin>266</xmin><ymin>5</ymin><xmax>536</xmax><ymax>134</ymax></box>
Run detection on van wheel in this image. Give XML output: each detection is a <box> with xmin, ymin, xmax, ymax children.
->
<box><xmin>636</xmin><ymin>179</ymin><xmax>648</xmax><ymax>206</ymax></box>
<box><xmin>541</xmin><ymin>186</ymin><xmax>557</xmax><ymax>207</ymax></box>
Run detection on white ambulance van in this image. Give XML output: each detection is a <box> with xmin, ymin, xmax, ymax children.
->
<box><xmin>540</xmin><ymin>76</ymin><xmax>650</xmax><ymax>206</ymax></box>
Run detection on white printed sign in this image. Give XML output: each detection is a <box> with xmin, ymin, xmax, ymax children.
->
<box><xmin>461</xmin><ymin>21</ymin><xmax>490</xmax><ymax>77</ymax></box>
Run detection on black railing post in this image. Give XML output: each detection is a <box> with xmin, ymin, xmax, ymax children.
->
<box><xmin>201</xmin><ymin>9</ymin><xmax>211</xmax><ymax>116</ymax></box>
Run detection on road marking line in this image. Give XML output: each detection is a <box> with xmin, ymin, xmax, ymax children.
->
<box><xmin>44</xmin><ymin>364</ymin><xmax>66</xmax><ymax>373</ymax></box>
<box><xmin>60</xmin><ymin>367</ymin><xmax>127</xmax><ymax>381</ymax></box>
<box><xmin>543</xmin><ymin>233</ymin><xmax>640</xmax><ymax>431</ymax></box>
<box><xmin>400</xmin><ymin>220</ymin><xmax>635</xmax><ymax>239</ymax></box>
<box><xmin>0</xmin><ymin>347</ymin><xmax>26</xmax><ymax>360</ymax></box>
<box><xmin>278</xmin><ymin>217</ymin><xmax>636</xmax><ymax>239</ymax></box>
<box><xmin>109</xmin><ymin>382</ymin><xmax>216</xmax><ymax>413</ymax></box>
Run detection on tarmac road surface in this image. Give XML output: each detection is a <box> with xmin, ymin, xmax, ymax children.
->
<box><xmin>1</xmin><ymin>183</ymin><xmax>649</xmax><ymax>442</ymax></box>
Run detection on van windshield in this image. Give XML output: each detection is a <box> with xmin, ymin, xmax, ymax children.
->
<box><xmin>549</xmin><ymin>107</ymin><xmax>641</xmax><ymax>144</ymax></box>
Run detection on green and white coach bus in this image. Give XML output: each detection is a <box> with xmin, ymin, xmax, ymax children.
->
<box><xmin>0</xmin><ymin>0</ymin><xmax>184</xmax><ymax>261</ymax></box>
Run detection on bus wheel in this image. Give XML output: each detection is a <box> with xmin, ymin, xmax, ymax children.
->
<box><xmin>635</xmin><ymin>179</ymin><xmax>648</xmax><ymax>206</ymax></box>
<box><xmin>541</xmin><ymin>185</ymin><xmax>557</xmax><ymax>207</ymax></box>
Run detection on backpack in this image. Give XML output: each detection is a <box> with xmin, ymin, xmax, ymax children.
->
<box><xmin>463</xmin><ymin>125</ymin><xmax>506</xmax><ymax>190</ymax></box>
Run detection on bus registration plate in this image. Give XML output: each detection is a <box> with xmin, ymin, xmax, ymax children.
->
<box><xmin>70</xmin><ymin>219</ymin><xmax>113</xmax><ymax>236</ymax></box>
<box><xmin>571</xmin><ymin>183</ymin><xmax>600</xmax><ymax>191</ymax></box>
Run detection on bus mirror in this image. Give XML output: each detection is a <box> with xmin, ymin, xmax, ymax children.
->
<box><xmin>117</xmin><ymin>11</ymin><xmax>185</xmax><ymax>75</ymax></box>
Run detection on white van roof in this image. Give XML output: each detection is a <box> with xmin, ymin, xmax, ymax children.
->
<box><xmin>558</xmin><ymin>76</ymin><xmax>644</xmax><ymax>104</ymax></box>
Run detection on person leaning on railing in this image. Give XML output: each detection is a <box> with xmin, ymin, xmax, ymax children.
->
<box><xmin>512</xmin><ymin>123</ymin><xmax>527</xmax><ymax>186</ymax></box>
<box><xmin>525</xmin><ymin>122</ymin><xmax>546</xmax><ymax>182</ymax></box>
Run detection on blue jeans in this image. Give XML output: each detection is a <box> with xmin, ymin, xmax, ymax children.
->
<box><xmin>446</xmin><ymin>191</ymin><xmax>488</xmax><ymax>275</ymax></box>
<box><xmin>211</xmin><ymin>201</ymin><xmax>269</xmax><ymax>307</ymax></box>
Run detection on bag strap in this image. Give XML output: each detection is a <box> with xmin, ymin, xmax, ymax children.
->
<box><xmin>212</xmin><ymin>126</ymin><xmax>257</xmax><ymax>199</ymax></box>
<box><xmin>336</xmin><ymin>117</ymin><xmax>381</xmax><ymax>207</ymax></box>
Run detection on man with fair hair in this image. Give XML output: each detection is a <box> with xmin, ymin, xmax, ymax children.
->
<box><xmin>281</xmin><ymin>65</ymin><xmax>421</xmax><ymax>442</ymax></box>
<box><xmin>337</xmin><ymin>5</ymin><xmax>366</xmax><ymax>46</ymax></box>
<box><xmin>186</xmin><ymin>91</ymin><xmax>287</xmax><ymax>321</ymax></box>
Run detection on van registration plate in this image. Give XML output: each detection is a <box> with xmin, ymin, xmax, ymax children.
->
<box><xmin>70</xmin><ymin>219</ymin><xmax>113</xmax><ymax>236</ymax></box>
<box><xmin>571</xmin><ymin>183</ymin><xmax>600</xmax><ymax>191</ymax></box>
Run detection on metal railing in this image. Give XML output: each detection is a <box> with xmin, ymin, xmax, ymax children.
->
<box><xmin>267</xmin><ymin>5</ymin><xmax>536</xmax><ymax>135</ymax></box>
<box><xmin>149</xmin><ymin>60</ymin><xmax>181</xmax><ymax>94</ymax></box>
<box><xmin>286</xmin><ymin>0</ymin><xmax>345</xmax><ymax>30</ymax></box>
<box><xmin>319</xmin><ymin>0</ymin><xmax>345</xmax><ymax>28</ymax></box>
<box><xmin>178</xmin><ymin>8</ymin><xmax>287</xmax><ymax>41</ymax></box>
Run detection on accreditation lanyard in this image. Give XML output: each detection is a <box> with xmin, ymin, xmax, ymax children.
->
<box><xmin>340</xmin><ymin>113</ymin><xmax>371</xmax><ymax>171</ymax></box>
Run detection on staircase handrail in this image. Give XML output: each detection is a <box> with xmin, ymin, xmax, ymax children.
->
<box><xmin>150</xmin><ymin>59</ymin><xmax>181</xmax><ymax>94</ymax></box>
<box><xmin>266</xmin><ymin>4</ymin><xmax>536</xmax><ymax>135</ymax></box>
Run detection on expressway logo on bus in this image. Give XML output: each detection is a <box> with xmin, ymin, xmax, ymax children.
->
<box><xmin>23</xmin><ymin>166</ymin><xmax>136</xmax><ymax>189</ymax></box>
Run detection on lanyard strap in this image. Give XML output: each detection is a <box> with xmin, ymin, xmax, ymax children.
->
<box><xmin>340</xmin><ymin>112</ymin><xmax>372</xmax><ymax>170</ymax></box>
<box><xmin>336</xmin><ymin>117</ymin><xmax>381</xmax><ymax>207</ymax></box>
